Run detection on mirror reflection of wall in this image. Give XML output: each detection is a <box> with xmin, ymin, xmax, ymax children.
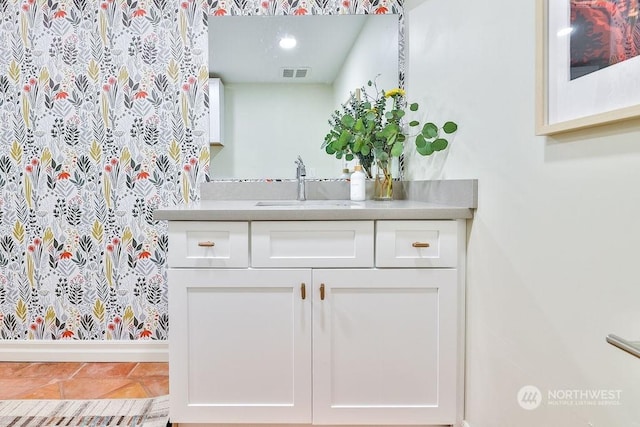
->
<box><xmin>208</xmin><ymin>14</ymin><xmax>399</xmax><ymax>179</ymax></box>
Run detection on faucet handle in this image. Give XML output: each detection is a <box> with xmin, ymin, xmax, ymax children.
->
<box><xmin>295</xmin><ymin>156</ymin><xmax>306</xmax><ymax>176</ymax></box>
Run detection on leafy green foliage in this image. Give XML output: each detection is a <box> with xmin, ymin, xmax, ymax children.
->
<box><xmin>322</xmin><ymin>78</ymin><xmax>458</xmax><ymax>176</ymax></box>
<box><xmin>443</xmin><ymin>121</ymin><xmax>458</xmax><ymax>134</ymax></box>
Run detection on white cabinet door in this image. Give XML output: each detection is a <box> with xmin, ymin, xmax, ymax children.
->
<box><xmin>169</xmin><ymin>269</ymin><xmax>312</xmax><ymax>424</ymax></box>
<box><xmin>312</xmin><ymin>269</ymin><xmax>458</xmax><ymax>425</ymax></box>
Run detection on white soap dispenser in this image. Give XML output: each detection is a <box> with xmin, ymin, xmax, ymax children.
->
<box><xmin>350</xmin><ymin>164</ymin><xmax>366</xmax><ymax>201</ymax></box>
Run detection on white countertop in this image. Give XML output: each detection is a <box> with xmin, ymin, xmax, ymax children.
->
<box><xmin>153</xmin><ymin>199</ymin><xmax>474</xmax><ymax>221</ymax></box>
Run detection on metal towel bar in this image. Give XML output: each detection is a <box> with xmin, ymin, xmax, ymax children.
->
<box><xmin>606</xmin><ymin>334</ymin><xmax>640</xmax><ymax>359</ymax></box>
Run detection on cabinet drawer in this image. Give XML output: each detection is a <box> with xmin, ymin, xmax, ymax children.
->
<box><xmin>251</xmin><ymin>221</ymin><xmax>374</xmax><ymax>268</ymax></box>
<box><xmin>168</xmin><ymin>221</ymin><xmax>248</xmax><ymax>268</ymax></box>
<box><xmin>376</xmin><ymin>220</ymin><xmax>458</xmax><ymax>267</ymax></box>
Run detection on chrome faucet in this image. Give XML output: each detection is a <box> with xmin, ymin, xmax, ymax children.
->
<box><xmin>295</xmin><ymin>156</ymin><xmax>306</xmax><ymax>201</ymax></box>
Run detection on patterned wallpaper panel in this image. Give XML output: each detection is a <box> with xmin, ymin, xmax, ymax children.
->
<box><xmin>0</xmin><ymin>0</ymin><xmax>401</xmax><ymax>342</ymax></box>
<box><xmin>209</xmin><ymin>0</ymin><xmax>401</xmax><ymax>15</ymax></box>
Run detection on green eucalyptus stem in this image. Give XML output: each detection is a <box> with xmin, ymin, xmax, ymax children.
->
<box><xmin>374</xmin><ymin>160</ymin><xmax>393</xmax><ymax>200</ymax></box>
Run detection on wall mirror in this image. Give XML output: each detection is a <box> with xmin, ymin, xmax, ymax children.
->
<box><xmin>208</xmin><ymin>13</ymin><xmax>400</xmax><ymax>179</ymax></box>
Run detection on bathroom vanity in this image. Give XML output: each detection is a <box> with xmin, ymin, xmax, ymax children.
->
<box><xmin>154</xmin><ymin>180</ymin><xmax>476</xmax><ymax>427</ymax></box>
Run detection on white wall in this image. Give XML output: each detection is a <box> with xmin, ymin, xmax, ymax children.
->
<box><xmin>333</xmin><ymin>14</ymin><xmax>399</xmax><ymax>104</ymax></box>
<box><xmin>212</xmin><ymin>83</ymin><xmax>341</xmax><ymax>179</ymax></box>
<box><xmin>406</xmin><ymin>1</ymin><xmax>640</xmax><ymax>426</ymax></box>
<box><xmin>330</xmin><ymin>15</ymin><xmax>399</xmax><ymax>174</ymax></box>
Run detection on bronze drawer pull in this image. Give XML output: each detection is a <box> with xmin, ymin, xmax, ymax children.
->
<box><xmin>412</xmin><ymin>242</ymin><xmax>430</xmax><ymax>248</ymax></box>
<box><xmin>320</xmin><ymin>283</ymin><xmax>325</xmax><ymax>301</ymax></box>
<box><xmin>197</xmin><ymin>241</ymin><xmax>215</xmax><ymax>247</ymax></box>
<box><xmin>301</xmin><ymin>283</ymin><xmax>306</xmax><ymax>300</ymax></box>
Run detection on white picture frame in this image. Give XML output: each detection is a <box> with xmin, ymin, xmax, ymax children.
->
<box><xmin>536</xmin><ymin>0</ymin><xmax>640</xmax><ymax>135</ymax></box>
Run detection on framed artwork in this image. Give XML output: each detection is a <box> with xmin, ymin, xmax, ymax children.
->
<box><xmin>536</xmin><ymin>0</ymin><xmax>640</xmax><ymax>135</ymax></box>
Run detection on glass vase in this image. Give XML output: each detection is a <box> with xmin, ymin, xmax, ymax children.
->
<box><xmin>373</xmin><ymin>160</ymin><xmax>393</xmax><ymax>200</ymax></box>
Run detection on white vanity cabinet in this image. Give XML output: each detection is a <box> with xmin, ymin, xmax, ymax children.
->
<box><xmin>167</xmin><ymin>219</ymin><xmax>465</xmax><ymax>426</ymax></box>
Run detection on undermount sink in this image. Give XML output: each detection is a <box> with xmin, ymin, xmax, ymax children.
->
<box><xmin>255</xmin><ymin>200</ymin><xmax>357</xmax><ymax>207</ymax></box>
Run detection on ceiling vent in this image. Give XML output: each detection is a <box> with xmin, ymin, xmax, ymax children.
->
<box><xmin>281</xmin><ymin>67</ymin><xmax>310</xmax><ymax>79</ymax></box>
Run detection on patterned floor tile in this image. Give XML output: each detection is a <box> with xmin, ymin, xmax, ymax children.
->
<box><xmin>0</xmin><ymin>378</ymin><xmax>56</xmax><ymax>399</ymax></box>
<box><xmin>12</xmin><ymin>362</ymin><xmax>84</xmax><ymax>379</ymax></box>
<box><xmin>74</xmin><ymin>362</ymin><xmax>138</xmax><ymax>378</ymax></box>
<box><xmin>14</xmin><ymin>382</ymin><xmax>63</xmax><ymax>399</ymax></box>
<box><xmin>1</xmin><ymin>362</ymin><xmax>169</xmax><ymax>399</ymax></box>
<box><xmin>61</xmin><ymin>378</ymin><xmax>138</xmax><ymax>399</ymax></box>
<box><xmin>101</xmin><ymin>382</ymin><xmax>149</xmax><ymax>399</ymax></box>
<box><xmin>128</xmin><ymin>362</ymin><xmax>168</xmax><ymax>378</ymax></box>
<box><xmin>139</xmin><ymin>376</ymin><xmax>170</xmax><ymax>397</ymax></box>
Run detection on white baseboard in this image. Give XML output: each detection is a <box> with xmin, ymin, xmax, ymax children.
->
<box><xmin>0</xmin><ymin>341</ymin><xmax>168</xmax><ymax>362</ymax></box>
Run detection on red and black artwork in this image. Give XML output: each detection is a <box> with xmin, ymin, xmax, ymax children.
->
<box><xmin>570</xmin><ymin>0</ymin><xmax>639</xmax><ymax>79</ymax></box>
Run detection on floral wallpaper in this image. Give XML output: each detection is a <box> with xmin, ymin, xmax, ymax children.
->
<box><xmin>0</xmin><ymin>0</ymin><xmax>402</xmax><ymax>342</ymax></box>
<box><xmin>209</xmin><ymin>0</ymin><xmax>401</xmax><ymax>16</ymax></box>
<box><xmin>0</xmin><ymin>0</ymin><xmax>208</xmax><ymax>341</ymax></box>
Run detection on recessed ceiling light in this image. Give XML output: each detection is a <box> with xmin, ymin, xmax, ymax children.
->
<box><xmin>279</xmin><ymin>36</ymin><xmax>297</xmax><ymax>49</ymax></box>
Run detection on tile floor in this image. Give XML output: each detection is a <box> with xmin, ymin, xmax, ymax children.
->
<box><xmin>0</xmin><ymin>362</ymin><xmax>169</xmax><ymax>400</ymax></box>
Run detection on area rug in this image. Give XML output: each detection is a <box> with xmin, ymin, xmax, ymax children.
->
<box><xmin>0</xmin><ymin>395</ymin><xmax>169</xmax><ymax>426</ymax></box>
